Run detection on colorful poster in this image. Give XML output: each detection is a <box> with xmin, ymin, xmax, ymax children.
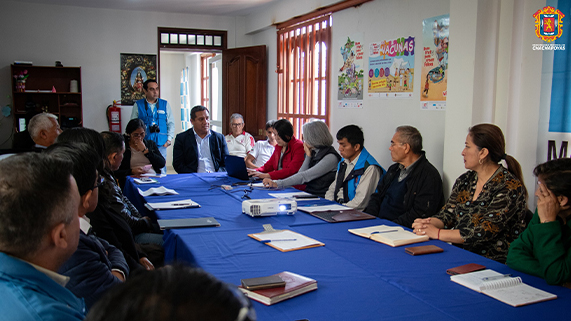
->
<box><xmin>420</xmin><ymin>14</ymin><xmax>449</xmax><ymax>110</ymax></box>
<box><xmin>368</xmin><ymin>36</ymin><xmax>415</xmax><ymax>99</ymax></box>
<box><xmin>338</xmin><ymin>34</ymin><xmax>364</xmax><ymax>108</ymax></box>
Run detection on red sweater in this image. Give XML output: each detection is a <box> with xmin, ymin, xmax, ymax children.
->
<box><xmin>257</xmin><ymin>136</ymin><xmax>305</xmax><ymax>180</ymax></box>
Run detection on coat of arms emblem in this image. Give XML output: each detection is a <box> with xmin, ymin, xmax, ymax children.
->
<box><xmin>533</xmin><ymin>6</ymin><xmax>565</xmax><ymax>43</ymax></box>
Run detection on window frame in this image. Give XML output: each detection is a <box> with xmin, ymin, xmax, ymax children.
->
<box><xmin>276</xmin><ymin>15</ymin><xmax>332</xmax><ymax>139</ymax></box>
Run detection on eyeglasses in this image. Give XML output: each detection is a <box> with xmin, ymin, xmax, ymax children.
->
<box><xmin>90</xmin><ymin>176</ymin><xmax>105</xmax><ymax>190</ymax></box>
<box><xmin>229</xmin><ymin>286</ymin><xmax>257</xmax><ymax>321</ymax></box>
<box><xmin>231</xmin><ymin>123</ymin><xmax>244</xmax><ymax>127</ymax></box>
<box><xmin>390</xmin><ymin>141</ymin><xmax>406</xmax><ymax>147</ymax></box>
<box><xmin>132</xmin><ymin>132</ymin><xmax>146</xmax><ymax>138</ymax></box>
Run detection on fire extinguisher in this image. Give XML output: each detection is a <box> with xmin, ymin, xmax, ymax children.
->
<box><xmin>106</xmin><ymin>100</ymin><xmax>121</xmax><ymax>133</ymax></box>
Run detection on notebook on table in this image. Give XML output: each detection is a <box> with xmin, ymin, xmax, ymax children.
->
<box><xmin>348</xmin><ymin>225</ymin><xmax>429</xmax><ymax>247</ymax></box>
<box><xmin>239</xmin><ymin>271</ymin><xmax>317</xmax><ymax>305</ymax></box>
<box><xmin>298</xmin><ymin>204</ymin><xmax>376</xmax><ymax>223</ymax></box>
<box><xmin>450</xmin><ymin>269</ymin><xmax>557</xmax><ymax>307</ymax></box>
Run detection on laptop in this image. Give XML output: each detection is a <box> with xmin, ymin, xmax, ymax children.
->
<box><xmin>302</xmin><ymin>208</ymin><xmax>377</xmax><ymax>223</ymax></box>
<box><xmin>225</xmin><ymin>155</ymin><xmax>253</xmax><ymax>180</ymax></box>
<box><xmin>157</xmin><ymin>217</ymin><xmax>220</xmax><ymax>230</ymax></box>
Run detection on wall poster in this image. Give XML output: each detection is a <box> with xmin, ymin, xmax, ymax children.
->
<box><xmin>338</xmin><ymin>34</ymin><xmax>364</xmax><ymax>109</ymax></box>
<box><xmin>420</xmin><ymin>14</ymin><xmax>449</xmax><ymax>110</ymax></box>
<box><xmin>368</xmin><ymin>36</ymin><xmax>415</xmax><ymax>99</ymax></box>
<box><xmin>120</xmin><ymin>53</ymin><xmax>157</xmax><ymax>105</ymax></box>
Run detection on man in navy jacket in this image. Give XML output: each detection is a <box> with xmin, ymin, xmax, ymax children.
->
<box><xmin>47</xmin><ymin>143</ymin><xmax>129</xmax><ymax>310</ymax></box>
<box><xmin>173</xmin><ymin>105</ymin><xmax>229</xmax><ymax>173</ymax></box>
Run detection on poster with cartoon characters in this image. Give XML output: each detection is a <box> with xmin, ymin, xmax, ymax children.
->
<box><xmin>338</xmin><ymin>34</ymin><xmax>364</xmax><ymax>108</ymax></box>
<box><xmin>368</xmin><ymin>36</ymin><xmax>415</xmax><ymax>98</ymax></box>
<box><xmin>420</xmin><ymin>14</ymin><xmax>448</xmax><ymax>110</ymax></box>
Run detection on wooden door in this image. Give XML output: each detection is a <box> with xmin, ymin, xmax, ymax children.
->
<box><xmin>222</xmin><ymin>45</ymin><xmax>267</xmax><ymax>140</ymax></box>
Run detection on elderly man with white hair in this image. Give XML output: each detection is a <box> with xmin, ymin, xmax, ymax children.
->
<box><xmin>28</xmin><ymin>113</ymin><xmax>62</xmax><ymax>149</ymax></box>
<box><xmin>225</xmin><ymin>113</ymin><xmax>254</xmax><ymax>158</ymax></box>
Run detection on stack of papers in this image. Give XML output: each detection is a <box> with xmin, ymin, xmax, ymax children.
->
<box><xmin>268</xmin><ymin>192</ymin><xmax>319</xmax><ymax>200</ymax></box>
<box><xmin>138</xmin><ymin>186</ymin><xmax>178</xmax><ymax>196</ymax></box>
<box><xmin>146</xmin><ymin>199</ymin><xmax>200</xmax><ymax>210</ymax></box>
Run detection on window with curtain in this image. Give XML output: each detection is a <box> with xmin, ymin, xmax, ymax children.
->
<box><xmin>277</xmin><ymin>15</ymin><xmax>331</xmax><ymax>138</ymax></box>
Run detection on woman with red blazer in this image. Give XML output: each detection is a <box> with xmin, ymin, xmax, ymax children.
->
<box><xmin>249</xmin><ymin>119</ymin><xmax>305</xmax><ymax>181</ymax></box>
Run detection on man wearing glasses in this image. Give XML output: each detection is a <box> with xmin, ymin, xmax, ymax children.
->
<box><xmin>46</xmin><ymin>142</ymin><xmax>129</xmax><ymax>310</ymax></box>
<box><xmin>225</xmin><ymin>113</ymin><xmax>255</xmax><ymax>158</ymax></box>
<box><xmin>364</xmin><ymin>126</ymin><xmax>444</xmax><ymax>228</ymax></box>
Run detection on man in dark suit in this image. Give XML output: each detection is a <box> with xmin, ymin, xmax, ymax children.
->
<box><xmin>47</xmin><ymin>142</ymin><xmax>129</xmax><ymax>311</ymax></box>
<box><xmin>173</xmin><ymin>105</ymin><xmax>228</xmax><ymax>173</ymax></box>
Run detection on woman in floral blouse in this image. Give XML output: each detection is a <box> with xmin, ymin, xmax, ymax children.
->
<box><xmin>412</xmin><ymin>124</ymin><xmax>528</xmax><ymax>263</ymax></box>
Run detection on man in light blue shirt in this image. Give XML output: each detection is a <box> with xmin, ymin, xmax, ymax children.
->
<box><xmin>131</xmin><ymin>80</ymin><xmax>175</xmax><ymax>174</ymax></box>
<box><xmin>173</xmin><ymin>106</ymin><xmax>228</xmax><ymax>173</ymax></box>
<box><xmin>0</xmin><ymin>153</ymin><xmax>86</xmax><ymax>320</ymax></box>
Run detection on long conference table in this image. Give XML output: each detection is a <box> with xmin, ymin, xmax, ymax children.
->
<box><xmin>124</xmin><ymin>173</ymin><xmax>570</xmax><ymax>321</ymax></box>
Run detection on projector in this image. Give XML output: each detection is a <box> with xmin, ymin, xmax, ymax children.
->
<box><xmin>242</xmin><ymin>198</ymin><xmax>297</xmax><ymax>217</ymax></box>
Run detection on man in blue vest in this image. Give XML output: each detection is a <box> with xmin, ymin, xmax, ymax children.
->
<box><xmin>364</xmin><ymin>126</ymin><xmax>444</xmax><ymax>228</ymax></box>
<box><xmin>130</xmin><ymin>79</ymin><xmax>175</xmax><ymax>174</ymax></box>
<box><xmin>0</xmin><ymin>153</ymin><xmax>86</xmax><ymax>320</ymax></box>
<box><xmin>325</xmin><ymin>125</ymin><xmax>385</xmax><ymax>210</ymax></box>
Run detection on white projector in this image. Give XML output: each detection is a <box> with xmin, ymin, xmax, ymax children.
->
<box><xmin>242</xmin><ymin>198</ymin><xmax>297</xmax><ymax>217</ymax></box>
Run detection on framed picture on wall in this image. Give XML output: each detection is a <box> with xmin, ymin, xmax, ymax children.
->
<box><xmin>120</xmin><ymin>53</ymin><xmax>157</xmax><ymax>105</ymax></box>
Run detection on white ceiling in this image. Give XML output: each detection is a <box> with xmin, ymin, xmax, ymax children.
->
<box><xmin>16</xmin><ymin>0</ymin><xmax>282</xmax><ymax>16</ymax></box>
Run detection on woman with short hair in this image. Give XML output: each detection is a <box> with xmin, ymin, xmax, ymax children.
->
<box><xmin>249</xmin><ymin>119</ymin><xmax>305</xmax><ymax>181</ymax></box>
<box><xmin>262</xmin><ymin>120</ymin><xmax>341</xmax><ymax>197</ymax></box>
<box><xmin>412</xmin><ymin>123</ymin><xmax>528</xmax><ymax>263</ymax></box>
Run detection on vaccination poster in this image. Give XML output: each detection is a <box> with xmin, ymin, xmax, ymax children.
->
<box><xmin>420</xmin><ymin>14</ymin><xmax>449</xmax><ymax>110</ymax></box>
<box><xmin>368</xmin><ymin>36</ymin><xmax>415</xmax><ymax>98</ymax></box>
<box><xmin>338</xmin><ymin>34</ymin><xmax>364</xmax><ymax>109</ymax></box>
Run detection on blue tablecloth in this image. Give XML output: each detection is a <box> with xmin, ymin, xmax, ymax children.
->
<box><xmin>124</xmin><ymin>173</ymin><xmax>570</xmax><ymax>321</ymax></box>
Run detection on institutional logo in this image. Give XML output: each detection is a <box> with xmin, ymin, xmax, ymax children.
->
<box><xmin>533</xmin><ymin>6</ymin><xmax>564</xmax><ymax>43</ymax></box>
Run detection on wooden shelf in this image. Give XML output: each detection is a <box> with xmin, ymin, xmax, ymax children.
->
<box><xmin>11</xmin><ymin>65</ymin><xmax>83</xmax><ymax>131</ymax></box>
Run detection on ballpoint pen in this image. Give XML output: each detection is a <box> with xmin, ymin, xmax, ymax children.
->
<box><xmin>371</xmin><ymin>230</ymin><xmax>399</xmax><ymax>234</ymax></box>
<box><xmin>261</xmin><ymin>239</ymin><xmax>297</xmax><ymax>243</ymax></box>
<box><xmin>482</xmin><ymin>274</ymin><xmax>511</xmax><ymax>281</ymax></box>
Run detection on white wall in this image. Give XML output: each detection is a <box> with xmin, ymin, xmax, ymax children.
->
<box><xmin>0</xmin><ymin>0</ymin><xmax>554</xmax><ymax>209</ymax></box>
<box><xmin>245</xmin><ymin>0</ymin><xmax>450</xmax><ymax>179</ymax></box>
<box><xmin>244</xmin><ymin>0</ymin><xmax>546</xmax><ymax>206</ymax></box>
<box><xmin>0</xmin><ymin>0</ymin><xmax>238</xmax><ymax>148</ymax></box>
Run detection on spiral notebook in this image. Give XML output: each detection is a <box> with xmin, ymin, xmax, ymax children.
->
<box><xmin>450</xmin><ymin>269</ymin><xmax>557</xmax><ymax>307</ymax></box>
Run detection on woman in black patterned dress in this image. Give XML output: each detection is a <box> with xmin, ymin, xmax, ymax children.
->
<box><xmin>412</xmin><ymin>124</ymin><xmax>528</xmax><ymax>263</ymax></box>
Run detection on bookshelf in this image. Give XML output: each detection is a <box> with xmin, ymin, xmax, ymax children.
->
<box><xmin>11</xmin><ymin>64</ymin><xmax>83</xmax><ymax>131</ymax></box>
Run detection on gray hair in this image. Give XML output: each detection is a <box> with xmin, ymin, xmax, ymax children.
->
<box><xmin>303</xmin><ymin>120</ymin><xmax>333</xmax><ymax>148</ymax></box>
<box><xmin>396</xmin><ymin>125</ymin><xmax>423</xmax><ymax>155</ymax></box>
<box><xmin>0</xmin><ymin>153</ymin><xmax>75</xmax><ymax>258</ymax></box>
<box><xmin>28</xmin><ymin>113</ymin><xmax>58</xmax><ymax>139</ymax></box>
<box><xmin>229</xmin><ymin>113</ymin><xmax>244</xmax><ymax>124</ymax></box>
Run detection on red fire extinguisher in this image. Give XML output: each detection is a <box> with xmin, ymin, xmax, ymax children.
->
<box><xmin>106</xmin><ymin>100</ymin><xmax>121</xmax><ymax>133</ymax></box>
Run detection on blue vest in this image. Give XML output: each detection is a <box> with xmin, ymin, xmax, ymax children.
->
<box><xmin>334</xmin><ymin>148</ymin><xmax>383</xmax><ymax>203</ymax></box>
<box><xmin>135</xmin><ymin>98</ymin><xmax>168</xmax><ymax>146</ymax></box>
